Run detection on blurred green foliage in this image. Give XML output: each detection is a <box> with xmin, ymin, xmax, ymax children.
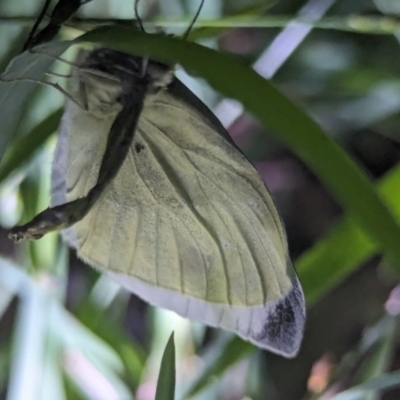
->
<box><xmin>0</xmin><ymin>0</ymin><xmax>400</xmax><ymax>399</ymax></box>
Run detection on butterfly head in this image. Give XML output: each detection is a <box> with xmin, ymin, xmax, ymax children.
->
<box><xmin>73</xmin><ymin>48</ymin><xmax>174</xmax><ymax>117</ymax></box>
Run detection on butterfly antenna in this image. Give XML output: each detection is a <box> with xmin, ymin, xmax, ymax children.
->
<box><xmin>133</xmin><ymin>0</ymin><xmax>148</xmax><ymax>77</ymax></box>
<box><xmin>134</xmin><ymin>0</ymin><xmax>145</xmax><ymax>33</ymax></box>
<box><xmin>0</xmin><ymin>76</ymin><xmax>85</xmax><ymax>109</ymax></box>
<box><xmin>29</xmin><ymin>48</ymin><xmax>79</xmax><ymax>67</ymax></box>
<box><xmin>26</xmin><ymin>49</ymin><xmax>123</xmax><ymax>85</ymax></box>
<box><xmin>182</xmin><ymin>0</ymin><xmax>205</xmax><ymax>40</ymax></box>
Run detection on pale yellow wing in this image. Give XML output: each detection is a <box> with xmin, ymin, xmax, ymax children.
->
<box><xmin>51</xmin><ymin>78</ymin><xmax>305</xmax><ymax>357</ymax></box>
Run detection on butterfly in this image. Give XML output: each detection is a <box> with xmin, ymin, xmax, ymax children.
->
<box><xmin>9</xmin><ymin>46</ymin><xmax>305</xmax><ymax>358</ymax></box>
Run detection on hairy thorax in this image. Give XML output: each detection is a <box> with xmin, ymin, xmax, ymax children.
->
<box><xmin>72</xmin><ymin>48</ymin><xmax>174</xmax><ymax>118</ymax></box>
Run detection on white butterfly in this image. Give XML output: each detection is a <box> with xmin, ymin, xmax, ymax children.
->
<box><xmin>16</xmin><ymin>48</ymin><xmax>305</xmax><ymax>357</ymax></box>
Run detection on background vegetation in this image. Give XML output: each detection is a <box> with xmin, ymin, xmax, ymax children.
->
<box><xmin>0</xmin><ymin>0</ymin><xmax>400</xmax><ymax>399</ymax></box>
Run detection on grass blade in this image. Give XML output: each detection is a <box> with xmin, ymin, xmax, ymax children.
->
<box><xmin>183</xmin><ymin>335</ymin><xmax>253</xmax><ymax>399</ymax></box>
<box><xmin>155</xmin><ymin>332</ymin><xmax>176</xmax><ymax>400</ymax></box>
<box><xmin>298</xmin><ymin>165</ymin><xmax>400</xmax><ymax>304</ymax></box>
<box><xmin>7</xmin><ymin>280</ymin><xmax>47</xmax><ymax>400</ymax></box>
<box><xmin>330</xmin><ymin>370</ymin><xmax>400</xmax><ymax>400</ymax></box>
<box><xmin>0</xmin><ymin>41</ymin><xmax>69</xmax><ymax>162</ymax></box>
<box><xmin>0</xmin><ymin>109</ymin><xmax>62</xmax><ymax>184</ymax></box>
<box><xmin>74</xmin><ymin>27</ymin><xmax>400</xmax><ymax>268</ymax></box>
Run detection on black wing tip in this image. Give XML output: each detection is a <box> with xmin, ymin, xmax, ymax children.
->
<box><xmin>251</xmin><ymin>277</ymin><xmax>306</xmax><ymax>358</ymax></box>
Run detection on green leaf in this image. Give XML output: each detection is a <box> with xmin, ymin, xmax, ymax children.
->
<box><xmin>40</xmin><ymin>312</ymin><xmax>67</xmax><ymax>400</ymax></box>
<box><xmin>329</xmin><ymin>370</ymin><xmax>400</xmax><ymax>400</ymax></box>
<box><xmin>160</xmin><ymin>15</ymin><xmax>400</xmax><ymax>36</ymax></box>
<box><xmin>298</xmin><ymin>165</ymin><xmax>400</xmax><ymax>305</ymax></box>
<box><xmin>183</xmin><ymin>335</ymin><xmax>254</xmax><ymax>399</ymax></box>
<box><xmin>187</xmin><ymin>2</ymin><xmax>276</xmax><ymax>41</ymax></box>
<box><xmin>7</xmin><ymin>278</ymin><xmax>48</xmax><ymax>400</ymax></box>
<box><xmin>155</xmin><ymin>332</ymin><xmax>176</xmax><ymax>400</ymax></box>
<box><xmin>0</xmin><ymin>282</ymin><xmax>14</xmax><ymax>321</ymax></box>
<box><xmin>0</xmin><ymin>109</ymin><xmax>62</xmax><ymax>184</ymax></box>
<box><xmin>0</xmin><ymin>41</ymin><xmax>70</xmax><ymax>163</ymax></box>
<box><xmin>53</xmin><ymin>306</ymin><xmax>134</xmax><ymax>399</ymax></box>
<box><xmin>77</xmin><ymin>299</ymin><xmax>147</xmax><ymax>388</ymax></box>
<box><xmin>5</xmin><ymin>27</ymin><xmax>400</xmax><ymax>276</ymax></box>
<box><xmin>352</xmin><ymin>317</ymin><xmax>397</xmax><ymax>400</ymax></box>
<box><xmin>74</xmin><ymin>27</ymin><xmax>400</xmax><ymax>268</ymax></box>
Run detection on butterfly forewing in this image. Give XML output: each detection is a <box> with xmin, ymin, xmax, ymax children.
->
<box><xmin>51</xmin><ymin>50</ymin><xmax>305</xmax><ymax>357</ymax></box>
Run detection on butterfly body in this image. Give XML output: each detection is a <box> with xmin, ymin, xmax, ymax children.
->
<box><xmin>50</xmin><ymin>49</ymin><xmax>305</xmax><ymax>357</ymax></box>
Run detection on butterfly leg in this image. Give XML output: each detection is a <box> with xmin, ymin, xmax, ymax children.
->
<box><xmin>8</xmin><ymin>83</ymin><xmax>147</xmax><ymax>242</ymax></box>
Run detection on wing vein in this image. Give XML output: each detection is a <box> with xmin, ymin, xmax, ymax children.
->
<box><xmin>129</xmin><ymin>145</ymin><xmax>209</xmax><ymax>299</ymax></box>
<box><xmin>196</xmin><ymin>177</ymin><xmax>242</xmax><ymax>305</ymax></box>
<box><xmin>142</xmin><ymin>119</ymin><xmax>278</xmax><ymax>300</ymax></box>
<box><xmin>155</xmin><ymin>207</ymin><xmax>159</xmax><ymax>287</ymax></box>
<box><xmin>130</xmin><ymin>185</ymin><xmax>141</xmax><ymax>275</ymax></box>
<box><xmin>108</xmin><ymin>199</ymin><xmax>121</xmax><ymax>271</ymax></box>
<box><xmin>171</xmin><ymin>225</ymin><xmax>184</xmax><ymax>295</ymax></box>
<box><xmin>143</xmin><ymin>102</ymin><xmax>284</xmax><ymax>246</ymax></box>
<box><xmin>138</xmin><ymin>126</ymin><xmax>230</xmax><ymax>303</ymax></box>
<box><xmin>184</xmin><ymin>147</ymin><xmax>286</xmax><ymax>248</ymax></box>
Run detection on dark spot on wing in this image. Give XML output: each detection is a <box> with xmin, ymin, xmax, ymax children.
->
<box><xmin>252</xmin><ymin>278</ymin><xmax>305</xmax><ymax>357</ymax></box>
<box><xmin>135</xmin><ymin>143</ymin><xmax>145</xmax><ymax>153</ymax></box>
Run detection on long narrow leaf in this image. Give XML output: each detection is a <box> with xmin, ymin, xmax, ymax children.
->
<box><xmin>0</xmin><ymin>41</ymin><xmax>69</xmax><ymax>162</ymax></box>
<box><xmin>354</xmin><ymin>317</ymin><xmax>397</xmax><ymax>400</ymax></box>
<box><xmin>7</xmin><ymin>279</ymin><xmax>47</xmax><ymax>400</ymax></box>
<box><xmin>298</xmin><ymin>165</ymin><xmax>400</xmax><ymax>304</ymax></box>
<box><xmin>3</xmin><ymin>29</ymin><xmax>400</xmax><ymax>282</ymax></box>
<box><xmin>187</xmin><ymin>2</ymin><xmax>276</xmax><ymax>41</ymax></box>
<box><xmin>330</xmin><ymin>370</ymin><xmax>400</xmax><ymax>400</ymax></box>
<box><xmin>155</xmin><ymin>332</ymin><xmax>176</xmax><ymax>400</ymax></box>
<box><xmin>74</xmin><ymin>27</ymin><xmax>400</xmax><ymax>267</ymax></box>
<box><xmin>0</xmin><ymin>109</ymin><xmax>62</xmax><ymax>184</ymax></box>
<box><xmin>183</xmin><ymin>335</ymin><xmax>253</xmax><ymax>399</ymax></box>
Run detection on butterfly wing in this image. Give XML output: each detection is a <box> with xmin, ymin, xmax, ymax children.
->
<box><xmin>52</xmin><ymin>77</ymin><xmax>305</xmax><ymax>357</ymax></box>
